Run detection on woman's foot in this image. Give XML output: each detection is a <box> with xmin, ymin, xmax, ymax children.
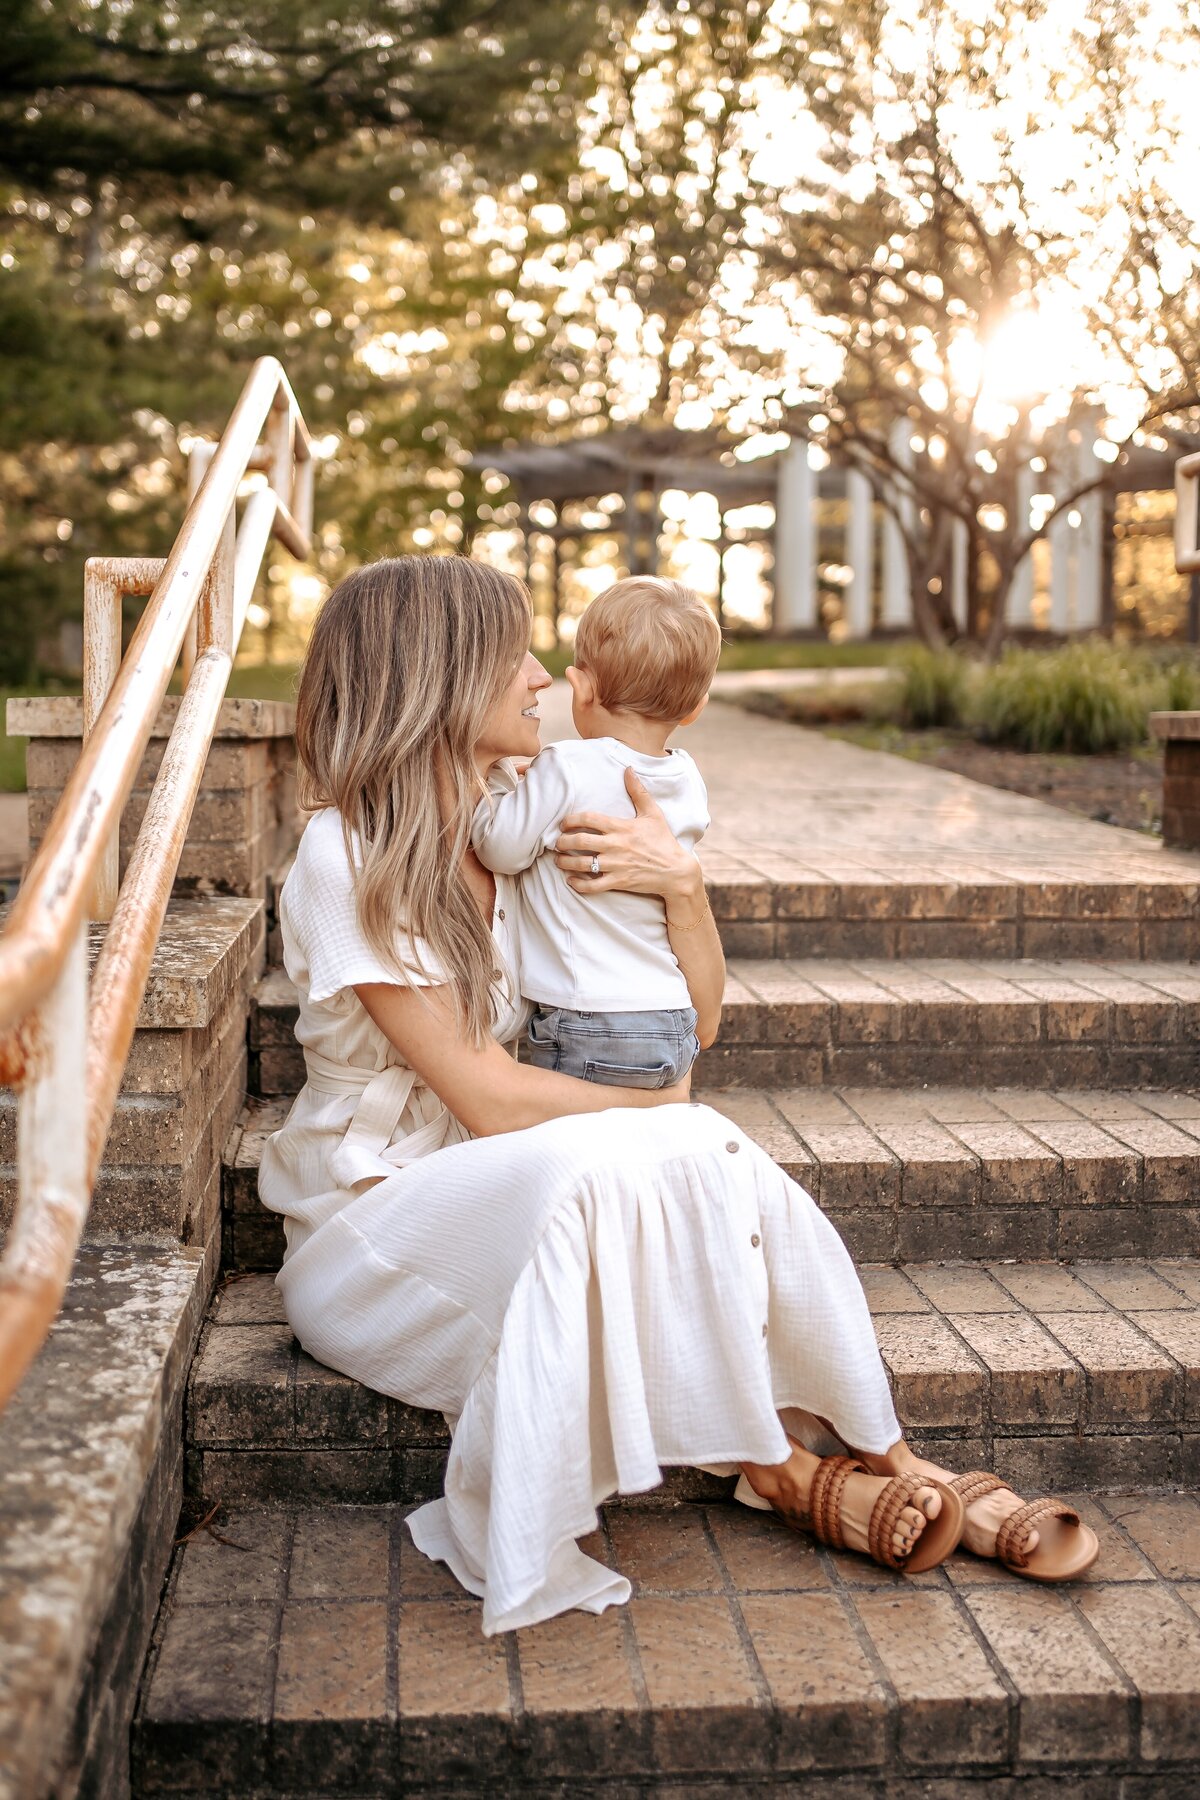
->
<box><xmin>740</xmin><ymin>1441</ymin><xmax>943</xmax><ymax>1566</ymax></box>
<box><xmin>855</xmin><ymin>1444</ymin><xmax>1039</xmax><ymax>1561</ymax></box>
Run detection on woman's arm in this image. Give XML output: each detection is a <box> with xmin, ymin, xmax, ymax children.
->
<box><xmin>355</xmin><ymin>980</ymin><xmax>691</xmax><ymax>1137</ymax></box>
<box><xmin>552</xmin><ymin>769</ymin><xmax>725</xmax><ymax>1048</ymax></box>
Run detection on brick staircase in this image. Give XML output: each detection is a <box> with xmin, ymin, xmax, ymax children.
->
<box><xmin>128</xmin><ymin>852</ymin><xmax>1200</xmax><ymax>1798</ymax></box>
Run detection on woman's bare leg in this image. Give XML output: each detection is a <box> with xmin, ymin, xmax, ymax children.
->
<box><xmin>740</xmin><ymin>1439</ymin><xmax>942</xmax><ymax>1563</ymax></box>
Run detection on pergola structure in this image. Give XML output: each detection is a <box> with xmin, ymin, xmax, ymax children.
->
<box><xmin>471</xmin><ymin>423</ymin><xmax>1193</xmax><ymax>640</ymax></box>
<box><xmin>470</xmin><ymin>425</ymin><xmax>793</xmax><ymax>630</ymax></box>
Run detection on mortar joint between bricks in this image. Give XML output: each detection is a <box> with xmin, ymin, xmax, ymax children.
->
<box><xmin>1061</xmin><ymin>1581</ymin><xmax>1142</xmax><ymax>1764</ymax></box>
<box><xmin>264</xmin><ymin>1509</ymin><xmax>299</xmax><ymax>1737</ymax></box>
<box><xmin>815</xmin><ymin>1545</ymin><xmax>904</xmax><ymax>1772</ymax></box>
<box><xmin>503</xmin><ymin>1630</ymin><xmax>527</xmax><ymax>1734</ymax></box>
<box><xmin>600</xmin><ymin>1511</ymin><xmax>653</xmax><ymax>1722</ymax></box>
<box><xmin>697</xmin><ymin>1507</ymin><xmax>779</xmax><ymax>1739</ymax></box>
<box><xmin>948</xmin><ymin>1575</ymin><xmax>1022</xmax><ymax>1769</ymax></box>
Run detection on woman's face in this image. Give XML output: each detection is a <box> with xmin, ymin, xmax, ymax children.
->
<box><xmin>476</xmin><ymin>649</ymin><xmax>552</xmax><ymax>767</ymax></box>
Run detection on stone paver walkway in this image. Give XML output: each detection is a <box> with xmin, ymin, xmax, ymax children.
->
<box><xmin>540</xmin><ymin>684</ymin><xmax>1200</xmax><ymax>885</ymax></box>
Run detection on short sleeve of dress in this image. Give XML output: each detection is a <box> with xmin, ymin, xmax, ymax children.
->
<box><xmin>281</xmin><ymin>808</ymin><xmax>451</xmax><ymax>1009</ymax></box>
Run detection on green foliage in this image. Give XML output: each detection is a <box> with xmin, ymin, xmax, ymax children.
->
<box><xmin>1161</xmin><ymin>657</ymin><xmax>1200</xmax><ymax>713</ymax></box>
<box><xmin>893</xmin><ymin>645</ymin><xmax>970</xmax><ymax>730</ymax></box>
<box><xmin>974</xmin><ymin>643</ymin><xmax>1151</xmax><ymax>755</ymax></box>
<box><xmin>0</xmin><ymin>0</ymin><xmax>633</xmax><ymax>674</ymax></box>
<box><xmin>1</xmin><ymin>0</ymin><xmax>622</xmax><ymax>215</ymax></box>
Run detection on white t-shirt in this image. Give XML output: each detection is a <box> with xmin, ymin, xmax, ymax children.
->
<box><xmin>470</xmin><ymin>737</ymin><xmax>709</xmax><ymax>1011</ymax></box>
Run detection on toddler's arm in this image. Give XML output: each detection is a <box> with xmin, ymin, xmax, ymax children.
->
<box><xmin>471</xmin><ymin>746</ymin><xmax>573</xmax><ymax>874</ymax></box>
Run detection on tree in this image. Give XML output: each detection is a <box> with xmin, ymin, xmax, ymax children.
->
<box><xmin>0</xmin><ymin>0</ymin><xmax>614</xmax><ymax>213</ymax></box>
<box><xmin>520</xmin><ymin>0</ymin><xmax>1200</xmax><ymax>650</ymax></box>
<box><xmin>0</xmin><ymin>0</ymin><xmax>634</xmax><ymax>675</ymax></box>
<box><xmin>750</xmin><ymin>0</ymin><xmax>1200</xmax><ymax>651</ymax></box>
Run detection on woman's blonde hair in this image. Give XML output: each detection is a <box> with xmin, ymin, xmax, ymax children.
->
<box><xmin>295</xmin><ymin>555</ymin><xmax>531</xmax><ymax>1044</ymax></box>
<box><xmin>573</xmin><ymin>576</ymin><xmax>721</xmax><ymax>721</ymax></box>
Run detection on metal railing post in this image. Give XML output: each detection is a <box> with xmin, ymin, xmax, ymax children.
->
<box><xmin>82</xmin><ymin>558</ymin><xmax>165</xmax><ymax>921</ymax></box>
<box><xmin>0</xmin><ymin>355</ymin><xmax>316</xmax><ymax>1415</ymax></box>
<box><xmin>0</xmin><ymin>922</ymin><xmax>88</xmax><ymax>1410</ymax></box>
<box><xmin>184</xmin><ymin>443</ymin><xmax>217</xmax><ymax>682</ymax></box>
<box><xmin>1174</xmin><ymin>451</ymin><xmax>1200</xmax><ymax>575</ymax></box>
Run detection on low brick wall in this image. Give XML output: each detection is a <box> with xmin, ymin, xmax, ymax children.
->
<box><xmin>8</xmin><ymin>693</ymin><xmax>300</xmax><ymax>903</ymax></box>
<box><xmin>0</xmin><ymin>897</ymin><xmax>264</xmax><ymax>1259</ymax></box>
<box><xmin>1151</xmin><ymin>709</ymin><xmax>1200</xmax><ymax>849</ymax></box>
<box><xmin>0</xmin><ymin>898</ymin><xmax>268</xmax><ymax>1799</ymax></box>
<box><xmin>0</xmin><ymin>1245</ymin><xmax>208</xmax><ymax>1800</ymax></box>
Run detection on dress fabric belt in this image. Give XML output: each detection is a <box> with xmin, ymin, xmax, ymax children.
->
<box><xmin>303</xmin><ymin>1048</ymin><xmax>470</xmax><ymax>1191</ymax></box>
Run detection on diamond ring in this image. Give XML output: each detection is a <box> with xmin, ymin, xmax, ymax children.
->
<box><xmin>590</xmin><ymin>853</ymin><xmax>601</xmax><ymax>877</ymax></box>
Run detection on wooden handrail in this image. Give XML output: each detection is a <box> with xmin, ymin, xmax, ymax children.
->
<box><xmin>0</xmin><ymin>356</ymin><xmax>315</xmax><ymax>1413</ymax></box>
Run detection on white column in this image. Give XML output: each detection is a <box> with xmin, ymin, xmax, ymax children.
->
<box><xmin>844</xmin><ymin>467</ymin><xmax>874</xmax><ymax>637</ymax></box>
<box><xmin>1009</xmin><ymin>463</ymin><xmax>1035</xmax><ymax>628</ymax></box>
<box><xmin>1048</xmin><ymin>505</ymin><xmax>1072</xmax><ymax>633</ymax></box>
<box><xmin>881</xmin><ymin>420</ymin><xmax>913</xmax><ymax>629</ymax></box>
<box><xmin>1073</xmin><ymin>438</ymin><xmax>1103</xmax><ymax>630</ymax></box>
<box><xmin>772</xmin><ymin>437</ymin><xmax>817</xmax><ymax>631</ymax></box>
<box><xmin>950</xmin><ymin>518</ymin><xmax>969</xmax><ymax>630</ymax></box>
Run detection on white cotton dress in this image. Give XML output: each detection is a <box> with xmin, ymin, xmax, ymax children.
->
<box><xmin>259</xmin><ymin>806</ymin><xmax>900</xmax><ymax>1635</ymax></box>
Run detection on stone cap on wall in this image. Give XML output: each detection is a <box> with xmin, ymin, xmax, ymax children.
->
<box><xmin>1150</xmin><ymin>711</ymin><xmax>1200</xmax><ymax>741</ymax></box>
<box><xmin>93</xmin><ymin>895</ymin><xmax>264</xmax><ymax>1029</ymax></box>
<box><xmin>6</xmin><ymin>694</ymin><xmax>295</xmax><ymax>741</ymax></box>
<box><xmin>0</xmin><ymin>896</ymin><xmax>263</xmax><ymax>1030</ymax></box>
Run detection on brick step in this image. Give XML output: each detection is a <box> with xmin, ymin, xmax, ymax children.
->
<box><xmin>134</xmin><ymin>1489</ymin><xmax>1200</xmax><ymax>1796</ymax></box>
<box><xmin>187</xmin><ymin>1262</ymin><xmax>1200</xmax><ymax>1509</ymax></box>
<box><xmin>249</xmin><ymin>959</ymin><xmax>1200</xmax><ymax>1098</ymax></box>
<box><xmin>711</xmin><ymin>957</ymin><xmax>1200</xmax><ymax>1089</ymax></box>
<box><xmin>265</xmin><ymin>849</ymin><xmax>1200</xmax><ymax>965</ymax></box>
<box><xmin>224</xmin><ymin>1086</ymin><xmax>1200</xmax><ymax>1275</ymax></box>
<box><xmin>703</xmin><ymin>852</ymin><xmax>1200</xmax><ymax>960</ymax></box>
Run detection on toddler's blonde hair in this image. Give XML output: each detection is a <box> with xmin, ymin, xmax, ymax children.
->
<box><xmin>573</xmin><ymin>576</ymin><xmax>721</xmax><ymax>722</ymax></box>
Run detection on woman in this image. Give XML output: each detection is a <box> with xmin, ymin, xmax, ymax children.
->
<box><xmin>260</xmin><ymin>556</ymin><xmax>1096</xmax><ymax>1634</ymax></box>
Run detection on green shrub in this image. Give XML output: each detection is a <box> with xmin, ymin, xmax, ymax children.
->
<box><xmin>893</xmin><ymin>644</ymin><xmax>970</xmax><ymax>730</ymax></box>
<box><xmin>1160</xmin><ymin>657</ymin><xmax>1200</xmax><ymax>713</ymax></box>
<box><xmin>974</xmin><ymin>642</ymin><xmax>1150</xmax><ymax>755</ymax></box>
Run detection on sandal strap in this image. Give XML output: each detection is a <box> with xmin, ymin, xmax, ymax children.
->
<box><xmin>996</xmin><ymin>1496</ymin><xmax>1081</xmax><ymax>1570</ymax></box>
<box><xmin>950</xmin><ymin>1470</ymin><xmax>1008</xmax><ymax>1509</ymax></box>
<box><xmin>808</xmin><ymin>1455</ymin><xmax>866</xmax><ymax>1551</ymax></box>
<box><xmin>867</xmin><ymin>1472</ymin><xmax>929</xmax><ymax>1572</ymax></box>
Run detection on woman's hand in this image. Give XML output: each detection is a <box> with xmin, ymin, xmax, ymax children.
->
<box><xmin>553</xmin><ymin>767</ymin><xmax>706</xmax><ymax>914</ymax></box>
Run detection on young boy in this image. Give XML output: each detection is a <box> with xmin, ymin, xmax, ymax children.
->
<box><xmin>471</xmin><ymin>576</ymin><xmax>721</xmax><ymax>1088</ymax></box>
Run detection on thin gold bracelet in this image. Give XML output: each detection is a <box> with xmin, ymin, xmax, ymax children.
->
<box><xmin>666</xmin><ymin>901</ymin><xmax>711</xmax><ymax>933</ymax></box>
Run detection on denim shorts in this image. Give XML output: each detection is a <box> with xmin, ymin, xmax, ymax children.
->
<box><xmin>527</xmin><ymin>1004</ymin><xmax>699</xmax><ymax>1088</ymax></box>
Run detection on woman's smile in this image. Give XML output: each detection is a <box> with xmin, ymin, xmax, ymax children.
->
<box><xmin>478</xmin><ymin>651</ymin><xmax>552</xmax><ymax>765</ymax></box>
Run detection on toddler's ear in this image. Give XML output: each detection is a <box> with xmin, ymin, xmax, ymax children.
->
<box><xmin>679</xmin><ymin>693</ymin><xmax>709</xmax><ymax>728</ymax></box>
<box><xmin>565</xmin><ymin>664</ymin><xmax>595</xmax><ymax>705</ymax></box>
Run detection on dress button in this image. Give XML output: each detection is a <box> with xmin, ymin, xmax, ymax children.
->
<box><xmin>497</xmin><ymin>908</ymin><xmax>506</xmax><ymax>922</ymax></box>
<box><xmin>761</xmin><ymin>1322</ymin><xmax>769</xmax><ymax>1339</ymax></box>
<box><xmin>725</xmin><ymin>1140</ymin><xmax>739</xmax><ymax>1154</ymax></box>
<box><xmin>751</xmin><ymin>1233</ymin><xmax>761</xmax><ymax>1248</ymax></box>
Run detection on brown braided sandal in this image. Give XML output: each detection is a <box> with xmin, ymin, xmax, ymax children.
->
<box><xmin>950</xmin><ymin>1471</ymin><xmax>1099</xmax><ymax>1582</ymax></box>
<box><xmin>794</xmin><ymin>1453</ymin><xmax>965</xmax><ymax>1574</ymax></box>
